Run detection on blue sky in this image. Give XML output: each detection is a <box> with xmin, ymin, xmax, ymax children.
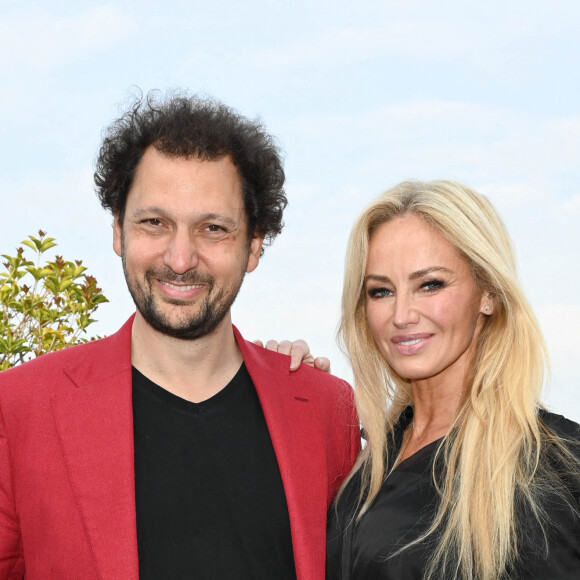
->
<box><xmin>1</xmin><ymin>0</ymin><xmax>579</xmax><ymax>419</ymax></box>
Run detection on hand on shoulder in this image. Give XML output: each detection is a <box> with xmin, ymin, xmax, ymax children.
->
<box><xmin>253</xmin><ymin>339</ymin><xmax>330</xmax><ymax>373</ymax></box>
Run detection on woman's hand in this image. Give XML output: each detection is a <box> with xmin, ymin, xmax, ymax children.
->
<box><xmin>253</xmin><ymin>339</ymin><xmax>331</xmax><ymax>373</ymax></box>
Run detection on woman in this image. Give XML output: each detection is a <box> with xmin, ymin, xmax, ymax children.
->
<box><xmin>327</xmin><ymin>180</ymin><xmax>580</xmax><ymax>579</ymax></box>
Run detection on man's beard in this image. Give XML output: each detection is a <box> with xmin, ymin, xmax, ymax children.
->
<box><xmin>123</xmin><ymin>262</ymin><xmax>246</xmax><ymax>340</ymax></box>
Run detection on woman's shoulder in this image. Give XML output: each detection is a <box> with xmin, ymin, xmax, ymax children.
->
<box><xmin>538</xmin><ymin>409</ymin><xmax>580</xmax><ymax>475</ymax></box>
<box><xmin>539</xmin><ymin>408</ymin><xmax>580</xmax><ymax>440</ymax></box>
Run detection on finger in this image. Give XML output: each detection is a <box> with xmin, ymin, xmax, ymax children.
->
<box><xmin>313</xmin><ymin>357</ymin><xmax>331</xmax><ymax>373</ymax></box>
<box><xmin>253</xmin><ymin>340</ymin><xmax>264</xmax><ymax>348</ymax></box>
<box><xmin>289</xmin><ymin>340</ymin><xmax>313</xmax><ymax>371</ymax></box>
<box><xmin>265</xmin><ymin>339</ymin><xmax>280</xmax><ymax>352</ymax></box>
<box><xmin>277</xmin><ymin>340</ymin><xmax>294</xmax><ymax>356</ymax></box>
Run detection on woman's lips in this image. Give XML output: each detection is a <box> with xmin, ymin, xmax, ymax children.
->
<box><xmin>391</xmin><ymin>333</ymin><xmax>433</xmax><ymax>355</ymax></box>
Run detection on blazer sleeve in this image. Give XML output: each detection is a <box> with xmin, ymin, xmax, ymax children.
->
<box><xmin>0</xmin><ymin>401</ymin><xmax>25</xmax><ymax>579</ymax></box>
<box><xmin>327</xmin><ymin>378</ymin><xmax>361</xmax><ymax>502</ymax></box>
<box><xmin>346</xmin><ymin>380</ymin><xmax>361</xmax><ymax>465</ymax></box>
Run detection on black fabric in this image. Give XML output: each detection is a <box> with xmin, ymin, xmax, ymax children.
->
<box><xmin>327</xmin><ymin>408</ymin><xmax>580</xmax><ymax>579</ymax></box>
<box><xmin>133</xmin><ymin>363</ymin><xmax>296</xmax><ymax>580</ymax></box>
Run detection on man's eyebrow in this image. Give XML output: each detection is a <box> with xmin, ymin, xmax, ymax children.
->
<box><xmin>197</xmin><ymin>213</ymin><xmax>239</xmax><ymax>227</ymax></box>
<box><xmin>131</xmin><ymin>208</ymin><xmax>239</xmax><ymax>227</ymax></box>
<box><xmin>132</xmin><ymin>206</ymin><xmax>170</xmax><ymax>219</ymax></box>
<box><xmin>364</xmin><ymin>267</ymin><xmax>452</xmax><ymax>284</ymax></box>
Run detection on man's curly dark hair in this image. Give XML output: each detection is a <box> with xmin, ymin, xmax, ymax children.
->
<box><xmin>94</xmin><ymin>90</ymin><xmax>286</xmax><ymax>253</ymax></box>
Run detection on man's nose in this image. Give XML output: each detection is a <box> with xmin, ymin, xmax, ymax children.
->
<box><xmin>163</xmin><ymin>229</ymin><xmax>200</xmax><ymax>274</ymax></box>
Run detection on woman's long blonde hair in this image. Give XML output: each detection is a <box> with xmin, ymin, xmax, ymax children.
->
<box><xmin>339</xmin><ymin>180</ymin><xmax>577</xmax><ymax>579</ymax></box>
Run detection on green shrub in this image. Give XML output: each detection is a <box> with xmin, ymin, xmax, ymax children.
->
<box><xmin>0</xmin><ymin>231</ymin><xmax>108</xmax><ymax>370</ymax></box>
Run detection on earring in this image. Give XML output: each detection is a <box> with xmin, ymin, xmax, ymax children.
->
<box><xmin>484</xmin><ymin>305</ymin><xmax>491</xmax><ymax>312</ymax></box>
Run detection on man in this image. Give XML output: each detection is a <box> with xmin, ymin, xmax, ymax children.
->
<box><xmin>0</xmin><ymin>92</ymin><xmax>360</xmax><ymax>579</ymax></box>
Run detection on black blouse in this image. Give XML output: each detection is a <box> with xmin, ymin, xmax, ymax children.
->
<box><xmin>327</xmin><ymin>408</ymin><xmax>580</xmax><ymax>579</ymax></box>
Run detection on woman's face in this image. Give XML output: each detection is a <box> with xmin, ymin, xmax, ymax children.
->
<box><xmin>364</xmin><ymin>214</ymin><xmax>490</xmax><ymax>388</ymax></box>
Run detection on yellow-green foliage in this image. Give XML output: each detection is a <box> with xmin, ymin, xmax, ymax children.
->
<box><xmin>0</xmin><ymin>231</ymin><xmax>108</xmax><ymax>370</ymax></box>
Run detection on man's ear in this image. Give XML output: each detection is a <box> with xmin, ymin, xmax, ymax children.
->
<box><xmin>113</xmin><ymin>212</ymin><xmax>122</xmax><ymax>257</ymax></box>
<box><xmin>246</xmin><ymin>236</ymin><xmax>264</xmax><ymax>273</ymax></box>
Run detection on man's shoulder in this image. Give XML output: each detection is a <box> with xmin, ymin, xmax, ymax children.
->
<box><xmin>241</xmin><ymin>335</ymin><xmax>349</xmax><ymax>380</ymax></box>
<box><xmin>285</xmin><ymin>359</ymin><xmax>352</xmax><ymax>396</ymax></box>
<box><xmin>0</xmin><ymin>317</ymin><xmax>133</xmax><ymax>395</ymax></box>
<box><xmin>3</xmin><ymin>333</ymin><xmax>118</xmax><ymax>375</ymax></box>
<box><xmin>0</xmin><ymin>338</ymin><xmax>105</xmax><ymax>403</ymax></box>
<box><xmin>239</xmin><ymin>336</ymin><xmax>354</xmax><ymax>405</ymax></box>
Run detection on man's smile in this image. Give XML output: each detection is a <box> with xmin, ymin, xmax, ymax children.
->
<box><xmin>159</xmin><ymin>280</ymin><xmax>206</xmax><ymax>292</ymax></box>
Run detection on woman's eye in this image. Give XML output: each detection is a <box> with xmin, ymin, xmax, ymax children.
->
<box><xmin>367</xmin><ymin>287</ymin><xmax>392</xmax><ymax>298</ymax></box>
<box><xmin>421</xmin><ymin>279</ymin><xmax>445</xmax><ymax>292</ymax></box>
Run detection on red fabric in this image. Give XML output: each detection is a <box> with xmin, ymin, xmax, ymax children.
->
<box><xmin>0</xmin><ymin>316</ymin><xmax>360</xmax><ymax>579</ymax></box>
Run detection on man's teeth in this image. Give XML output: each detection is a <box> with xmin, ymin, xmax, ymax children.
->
<box><xmin>162</xmin><ymin>281</ymin><xmax>203</xmax><ymax>291</ymax></box>
<box><xmin>400</xmin><ymin>338</ymin><xmax>422</xmax><ymax>346</ymax></box>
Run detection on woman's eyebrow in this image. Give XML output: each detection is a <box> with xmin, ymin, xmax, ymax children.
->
<box><xmin>409</xmin><ymin>266</ymin><xmax>451</xmax><ymax>280</ymax></box>
<box><xmin>364</xmin><ymin>274</ymin><xmax>392</xmax><ymax>284</ymax></box>
<box><xmin>364</xmin><ymin>267</ymin><xmax>452</xmax><ymax>284</ymax></box>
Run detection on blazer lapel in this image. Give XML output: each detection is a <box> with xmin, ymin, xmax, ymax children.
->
<box><xmin>51</xmin><ymin>317</ymin><xmax>139</xmax><ymax>580</ymax></box>
<box><xmin>235</xmin><ymin>327</ymin><xmax>328</xmax><ymax>580</ymax></box>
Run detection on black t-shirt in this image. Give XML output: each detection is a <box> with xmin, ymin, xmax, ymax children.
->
<box><xmin>132</xmin><ymin>363</ymin><xmax>296</xmax><ymax>580</ymax></box>
<box><xmin>327</xmin><ymin>408</ymin><xmax>580</xmax><ymax>579</ymax></box>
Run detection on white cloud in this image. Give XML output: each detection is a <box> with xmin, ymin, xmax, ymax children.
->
<box><xmin>0</xmin><ymin>4</ymin><xmax>136</xmax><ymax>73</ymax></box>
<box><xmin>286</xmin><ymin>100</ymin><xmax>579</xmax><ymax>188</ymax></box>
<box><xmin>536</xmin><ymin>304</ymin><xmax>580</xmax><ymax>422</ymax></box>
<box><xmin>241</xmin><ymin>20</ymin><xmax>478</xmax><ymax>68</ymax></box>
<box><xmin>478</xmin><ymin>182</ymin><xmax>548</xmax><ymax>210</ymax></box>
<box><xmin>561</xmin><ymin>193</ymin><xmax>580</xmax><ymax>215</ymax></box>
<box><xmin>537</xmin><ymin>304</ymin><xmax>580</xmax><ymax>371</ymax></box>
<box><xmin>196</xmin><ymin>3</ymin><xmax>579</xmax><ymax>79</ymax></box>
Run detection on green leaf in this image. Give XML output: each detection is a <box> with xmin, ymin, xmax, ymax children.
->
<box><xmin>59</xmin><ymin>279</ymin><xmax>74</xmax><ymax>291</ymax></box>
<box><xmin>40</xmin><ymin>238</ymin><xmax>57</xmax><ymax>253</ymax></box>
<box><xmin>21</xmin><ymin>240</ymin><xmax>38</xmax><ymax>252</ymax></box>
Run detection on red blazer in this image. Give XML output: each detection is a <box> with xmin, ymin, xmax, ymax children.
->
<box><xmin>0</xmin><ymin>316</ymin><xmax>360</xmax><ymax>579</ymax></box>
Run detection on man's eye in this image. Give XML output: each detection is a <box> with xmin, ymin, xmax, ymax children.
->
<box><xmin>142</xmin><ymin>218</ymin><xmax>162</xmax><ymax>226</ymax></box>
<box><xmin>205</xmin><ymin>224</ymin><xmax>226</xmax><ymax>232</ymax></box>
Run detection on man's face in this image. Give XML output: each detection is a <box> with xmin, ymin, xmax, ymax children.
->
<box><xmin>113</xmin><ymin>146</ymin><xmax>263</xmax><ymax>340</ymax></box>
